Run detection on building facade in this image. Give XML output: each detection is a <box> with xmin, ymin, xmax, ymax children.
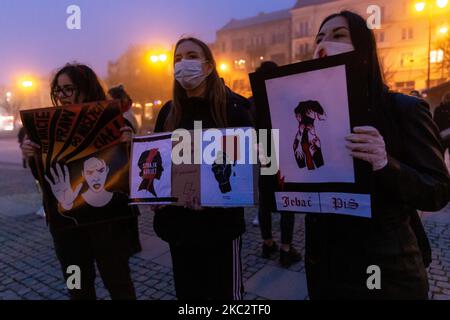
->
<box><xmin>215</xmin><ymin>0</ymin><xmax>450</xmax><ymax>96</ymax></box>
<box><xmin>215</xmin><ymin>9</ymin><xmax>292</xmax><ymax>96</ymax></box>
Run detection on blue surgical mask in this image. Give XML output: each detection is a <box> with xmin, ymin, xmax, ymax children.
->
<box><xmin>174</xmin><ymin>59</ymin><xmax>208</xmax><ymax>90</ymax></box>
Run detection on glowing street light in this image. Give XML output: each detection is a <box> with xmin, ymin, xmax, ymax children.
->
<box><xmin>21</xmin><ymin>80</ymin><xmax>33</xmax><ymax>88</ymax></box>
<box><xmin>159</xmin><ymin>54</ymin><xmax>167</xmax><ymax>62</ymax></box>
<box><xmin>437</xmin><ymin>0</ymin><xmax>448</xmax><ymax>8</ymax></box>
<box><xmin>219</xmin><ymin>63</ymin><xmax>228</xmax><ymax>72</ymax></box>
<box><xmin>439</xmin><ymin>26</ymin><xmax>449</xmax><ymax>34</ymax></box>
<box><xmin>413</xmin><ymin>0</ymin><xmax>448</xmax><ymax>89</ymax></box>
<box><xmin>150</xmin><ymin>55</ymin><xmax>159</xmax><ymax>63</ymax></box>
<box><xmin>415</xmin><ymin>1</ymin><xmax>426</xmax><ymax>11</ymax></box>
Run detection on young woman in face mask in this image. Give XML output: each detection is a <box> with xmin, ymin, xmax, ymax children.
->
<box><xmin>153</xmin><ymin>37</ymin><xmax>252</xmax><ymax>300</ymax></box>
<box><xmin>304</xmin><ymin>11</ymin><xmax>450</xmax><ymax>299</ymax></box>
<box><xmin>20</xmin><ymin>63</ymin><xmax>137</xmax><ymax>300</ymax></box>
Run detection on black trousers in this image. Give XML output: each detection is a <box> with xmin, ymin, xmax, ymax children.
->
<box><xmin>258</xmin><ymin>187</ymin><xmax>295</xmax><ymax>244</ymax></box>
<box><xmin>305</xmin><ymin>215</ymin><xmax>429</xmax><ymax>300</ymax></box>
<box><xmin>52</xmin><ymin>221</ymin><xmax>136</xmax><ymax>300</ymax></box>
<box><xmin>169</xmin><ymin>237</ymin><xmax>243</xmax><ymax>300</ymax></box>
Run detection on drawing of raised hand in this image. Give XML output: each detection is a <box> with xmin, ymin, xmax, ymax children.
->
<box><xmin>44</xmin><ymin>163</ymin><xmax>82</xmax><ymax>211</ymax></box>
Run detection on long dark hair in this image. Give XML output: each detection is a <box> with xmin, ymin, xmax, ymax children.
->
<box><xmin>50</xmin><ymin>63</ymin><xmax>106</xmax><ymax>106</ymax></box>
<box><xmin>164</xmin><ymin>37</ymin><xmax>227</xmax><ymax>131</ymax></box>
<box><xmin>319</xmin><ymin>11</ymin><xmax>398</xmax><ymax>149</ymax></box>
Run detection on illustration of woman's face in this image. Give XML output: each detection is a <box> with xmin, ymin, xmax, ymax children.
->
<box><xmin>82</xmin><ymin>158</ymin><xmax>109</xmax><ymax>193</ymax></box>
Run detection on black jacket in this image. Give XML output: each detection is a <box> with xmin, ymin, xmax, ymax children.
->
<box><xmin>433</xmin><ymin>101</ymin><xmax>450</xmax><ymax>148</ymax></box>
<box><xmin>153</xmin><ymin>89</ymin><xmax>253</xmax><ymax>244</ymax></box>
<box><xmin>305</xmin><ymin>93</ymin><xmax>450</xmax><ymax>299</ymax></box>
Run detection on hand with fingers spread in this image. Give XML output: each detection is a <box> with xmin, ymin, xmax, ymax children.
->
<box><xmin>346</xmin><ymin>126</ymin><xmax>388</xmax><ymax>171</ymax></box>
<box><xmin>45</xmin><ymin>163</ymin><xmax>82</xmax><ymax>211</ymax></box>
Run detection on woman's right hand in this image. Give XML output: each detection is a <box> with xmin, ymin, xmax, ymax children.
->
<box><xmin>21</xmin><ymin>137</ymin><xmax>41</xmax><ymax>158</ymax></box>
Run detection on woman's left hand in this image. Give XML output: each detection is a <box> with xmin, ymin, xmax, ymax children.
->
<box><xmin>120</xmin><ymin>126</ymin><xmax>134</xmax><ymax>143</ymax></box>
<box><xmin>345</xmin><ymin>126</ymin><xmax>388</xmax><ymax>171</ymax></box>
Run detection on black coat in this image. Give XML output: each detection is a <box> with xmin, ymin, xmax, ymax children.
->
<box><xmin>305</xmin><ymin>93</ymin><xmax>450</xmax><ymax>300</ymax></box>
<box><xmin>433</xmin><ymin>101</ymin><xmax>450</xmax><ymax>149</ymax></box>
<box><xmin>152</xmin><ymin>89</ymin><xmax>253</xmax><ymax>244</ymax></box>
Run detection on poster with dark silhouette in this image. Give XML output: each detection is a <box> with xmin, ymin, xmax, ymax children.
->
<box><xmin>200</xmin><ymin>130</ymin><xmax>257</xmax><ymax>207</ymax></box>
<box><xmin>20</xmin><ymin>101</ymin><xmax>134</xmax><ymax>227</ymax></box>
<box><xmin>293</xmin><ymin>100</ymin><xmax>326</xmax><ymax>170</ymax></box>
<box><xmin>250</xmin><ymin>53</ymin><xmax>372</xmax><ymax>218</ymax></box>
<box><xmin>130</xmin><ymin>134</ymin><xmax>173</xmax><ymax>203</ymax></box>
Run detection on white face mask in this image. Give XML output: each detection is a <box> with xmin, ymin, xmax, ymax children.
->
<box><xmin>313</xmin><ymin>41</ymin><xmax>355</xmax><ymax>59</ymax></box>
<box><xmin>174</xmin><ymin>59</ymin><xmax>208</xmax><ymax>90</ymax></box>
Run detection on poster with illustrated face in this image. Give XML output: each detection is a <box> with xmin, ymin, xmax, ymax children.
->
<box><xmin>250</xmin><ymin>52</ymin><xmax>372</xmax><ymax>218</ymax></box>
<box><xmin>20</xmin><ymin>101</ymin><xmax>135</xmax><ymax>227</ymax></box>
<box><xmin>49</xmin><ymin>143</ymin><xmax>132</xmax><ymax>226</ymax></box>
<box><xmin>129</xmin><ymin>134</ymin><xmax>174</xmax><ymax>204</ymax></box>
<box><xmin>266</xmin><ymin>64</ymin><xmax>354</xmax><ymax>184</ymax></box>
<box><xmin>200</xmin><ymin>129</ymin><xmax>257</xmax><ymax>207</ymax></box>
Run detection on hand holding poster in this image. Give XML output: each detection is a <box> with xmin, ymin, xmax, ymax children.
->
<box><xmin>250</xmin><ymin>52</ymin><xmax>372</xmax><ymax>218</ymax></box>
<box><xmin>20</xmin><ymin>100</ymin><xmax>134</xmax><ymax>227</ymax></box>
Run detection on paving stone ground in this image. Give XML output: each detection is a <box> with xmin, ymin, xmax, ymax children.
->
<box><xmin>1</xmin><ymin>142</ymin><xmax>449</xmax><ymax>300</ymax></box>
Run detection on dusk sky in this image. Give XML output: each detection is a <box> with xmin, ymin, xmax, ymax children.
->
<box><xmin>0</xmin><ymin>0</ymin><xmax>296</xmax><ymax>86</ymax></box>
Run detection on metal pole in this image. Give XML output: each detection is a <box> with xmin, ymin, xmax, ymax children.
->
<box><xmin>427</xmin><ymin>8</ymin><xmax>432</xmax><ymax>90</ymax></box>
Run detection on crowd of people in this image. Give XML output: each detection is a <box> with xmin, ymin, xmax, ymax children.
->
<box><xmin>18</xmin><ymin>11</ymin><xmax>450</xmax><ymax>300</ymax></box>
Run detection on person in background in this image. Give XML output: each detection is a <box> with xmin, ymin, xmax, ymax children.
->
<box><xmin>21</xmin><ymin>63</ymin><xmax>137</xmax><ymax>300</ymax></box>
<box><xmin>249</xmin><ymin>61</ymin><xmax>303</xmax><ymax>268</ymax></box>
<box><xmin>304</xmin><ymin>11</ymin><xmax>449</xmax><ymax>299</ymax></box>
<box><xmin>108</xmin><ymin>85</ymin><xmax>139</xmax><ymax>133</ymax></box>
<box><xmin>108</xmin><ymin>84</ymin><xmax>143</xmax><ymax>255</ymax></box>
<box><xmin>409</xmin><ymin>90</ymin><xmax>422</xmax><ymax>98</ymax></box>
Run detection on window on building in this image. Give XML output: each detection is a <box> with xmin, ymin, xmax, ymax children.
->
<box><xmin>380</xmin><ymin>6</ymin><xmax>386</xmax><ymax>22</ymax></box>
<box><xmin>232</xmin><ymin>39</ymin><xmax>244</xmax><ymax>52</ymax></box>
<box><xmin>250</xmin><ymin>35</ymin><xmax>265</xmax><ymax>47</ymax></box>
<box><xmin>430</xmin><ymin>49</ymin><xmax>444</xmax><ymax>63</ymax></box>
<box><xmin>295</xmin><ymin>42</ymin><xmax>311</xmax><ymax>60</ymax></box>
<box><xmin>272</xmin><ymin>32</ymin><xmax>286</xmax><ymax>45</ymax></box>
<box><xmin>400</xmin><ymin>52</ymin><xmax>414</xmax><ymax>67</ymax></box>
<box><xmin>395</xmin><ymin>81</ymin><xmax>416</xmax><ymax>93</ymax></box>
<box><xmin>401</xmin><ymin>27</ymin><xmax>413</xmax><ymax>40</ymax></box>
<box><xmin>375</xmin><ymin>31</ymin><xmax>385</xmax><ymax>42</ymax></box>
<box><xmin>296</xmin><ymin>21</ymin><xmax>309</xmax><ymax>38</ymax></box>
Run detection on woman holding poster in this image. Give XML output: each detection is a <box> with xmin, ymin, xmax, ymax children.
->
<box><xmin>20</xmin><ymin>64</ymin><xmax>137</xmax><ymax>300</ymax></box>
<box><xmin>153</xmin><ymin>37</ymin><xmax>252</xmax><ymax>300</ymax></box>
<box><xmin>304</xmin><ymin>11</ymin><xmax>450</xmax><ymax>299</ymax></box>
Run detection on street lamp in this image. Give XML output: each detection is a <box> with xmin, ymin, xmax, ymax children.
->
<box><xmin>219</xmin><ymin>63</ymin><xmax>228</xmax><ymax>72</ymax></box>
<box><xmin>437</xmin><ymin>0</ymin><xmax>448</xmax><ymax>8</ymax></box>
<box><xmin>414</xmin><ymin>0</ymin><xmax>448</xmax><ymax>89</ymax></box>
<box><xmin>21</xmin><ymin>80</ymin><xmax>33</xmax><ymax>88</ymax></box>
<box><xmin>439</xmin><ymin>26</ymin><xmax>449</xmax><ymax>34</ymax></box>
